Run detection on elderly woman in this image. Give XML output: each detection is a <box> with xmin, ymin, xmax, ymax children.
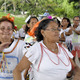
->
<box><xmin>0</xmin><ymin>15</ymin><xmax>26</xmax><ymax>80</ymax></box>
<box><xmin>13</xmin><ymin>19</ymin><xmax>80</xmax><ymax>80</ymax></box>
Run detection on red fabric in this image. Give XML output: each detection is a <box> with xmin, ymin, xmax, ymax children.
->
<box><xmin>71</xmin><ymin>50</ymin><xmax>80</xmax><ymax>58</ymax></box>
<box><xmin>14</xmin><ymin>26</ymin><xmax>17</xmax><ymax>29</ymax></box>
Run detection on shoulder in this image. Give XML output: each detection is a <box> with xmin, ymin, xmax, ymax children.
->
<box><xmin>30</xmin><ymin>41</ymin><xmax>40</xmax><ymax>49</ymax></box>
<box><xmin>25</xmin><ymin>41</ymin><xmax>43</xmax><ymax>55</ymax></box>
<box><xmin>16</xmin><ymin>39</ymin><xmax>26</xmax><ymax>47</ymax></box>
<box><xmin>26</xmin><ymin>41</ymin><xmax>41</xmax><ymax>54</ymax></box>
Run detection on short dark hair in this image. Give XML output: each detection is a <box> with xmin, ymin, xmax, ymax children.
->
<box><xmin>62</xmin><ymin>17</ymin><xmax>71</xmax><ymax>28</ymax></box>
<box><xmin>53</xmin><ymin>17</ymin><xmax>61</xmax><ymax>27</ymax></box>
<box><xmin>25</xmin><ymin>16</ymin><xmax>38</xmax><ymax>32</ymax></box>
<box><xmin>25</xmin><ymin>24</ymin><xmax>30</xmax><ymax>33</ymax></box>
<box><xmin>27</xmin><ymin>16</ymin><xmax>38</xmax><ymax>24</ymax></box>
<box><xmin>73</xmin><ymin>16</ymin><xmax>80</xmax><ymax>20</ymax></box>
<box><xmin>0</xmin><ymin>16</ymin><xmax>14</xmax><ymax>29</ymax></box>
<box><xmin>35</xmin><ymin>19</ymin><xmax>56</xmax><ymax>42</ymax></box>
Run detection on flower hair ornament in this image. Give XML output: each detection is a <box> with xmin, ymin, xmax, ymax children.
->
<box><xmin>27</xmin><ymin>21</ymin><xmax>41</xmax><ymax>37</ymax></box>
<box><xmin>27</xmin><ymin>18</ymin><xmax>48</xmax><ymax>37</ymax></box>
<box><xmin>2</xmin><ymin>13</ymin><xmax>15</xmax><ymax>22</ymax></box>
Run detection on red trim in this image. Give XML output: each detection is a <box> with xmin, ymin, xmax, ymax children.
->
<box><xmin>43</xmin><ymin>47</ymin><xmax>60</xmax><ymax>65</ymax></box>
<box><xmin>37</xmin><ymin>43</ymin><xmax>43</xmax><ymax>71</ymax></box>
<box><xmin>37</xmin><ymin>43</ymin><xmax>71</xmax><ymax>71</ymax></box>
<box><xmin>58</xmin><ymin>44</ymin><xmax>70</xmax><ymax>66</ymax></box>
<box><xmin>4</xmin><ymin>39</ymin><xmax>19</xmax><ymax>54</ymax></box>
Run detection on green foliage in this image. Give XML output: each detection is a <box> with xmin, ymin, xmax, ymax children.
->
<box><xmin>14</xmin><ymin>16</ymin><xmax>26</xmax><ymax>29</ymax></box>
<box><xmin>0</xmin><ymin>0</ymin><xmax>80</xmax><ymax>18</ymax></box>
<box><xmin>0</xmin><ymin>12</ymin><xmax>7</xmax><ymax>17</ymax></box>
<box><xmin>0</xmin><ymin>12</ymin><xmax>26</xmax><ymax>29</ymax></box>
<box><xmin>62</xmin><ymin>0</ymin><xmax>74</xmax><ymax>17</ymax></box>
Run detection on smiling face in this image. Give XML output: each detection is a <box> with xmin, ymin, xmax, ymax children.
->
<box><xmin>28</xmin><ymin>18</ymin><xmax>38</xmax><ymax>30</ymax></box>
<box><xmin>73</xmin><ymin>17</ymin><xmax>80</xmax><ymax>26</ymax></box>
<box><xmin>0</xmin><ymin>21</ymin><xmax>13</xmax><ymax>42</ymax></box>
<box><xmin>61</xmin><ymin>19</ymin><xmax>69</xmax><ymax>27</ymax></box>
<box><xmin>41</xmin><ymin>21</ymin><xmax>59</xmax><ymax>43</ymax></box>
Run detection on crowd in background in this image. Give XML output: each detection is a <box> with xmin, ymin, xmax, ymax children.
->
<box><xmin>0</xmin><ymin>10</ymin><xmax>80</xmax><ymax>80</ymax></box>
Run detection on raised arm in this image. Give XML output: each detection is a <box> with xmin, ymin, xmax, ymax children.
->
<box><xmin>71</xmin><ymin>27</ymin><xmax>80</xmax><ymax>35</ymax></box>
<box><xmin>65</xmin><ymin>29</ymin><xmax>72</xmax><ymax>36</ymax></box>
<box><xmin>13</xmin><ymin>55</ymin><xmax>32</xmax><ymax>80</ymax></box>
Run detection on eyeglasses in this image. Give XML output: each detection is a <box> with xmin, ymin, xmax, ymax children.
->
<box><xmin>0</xmin><ymin>27</ymin><xmax>13</xmax><ymax>31</ymax></box>
<box><xmin>45</xmin><ymin>28</ymin><xmax>60</xmax><ymax>31</ymax></box>
<box><xmin>74</xmin><ymin>20</ymin><xmax>80</xmax><ymax>21</ymax></box>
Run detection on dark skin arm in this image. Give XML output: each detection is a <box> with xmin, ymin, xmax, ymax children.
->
<box><xmin>65</xmin><ymin>29</ymin><xmax>72</xmax><ymax>36</ymax></box>
<box><xmin>71</xmin><ymin>27</ymin><xmax>80</xmax><ymax>35</ymax></box>
<box><xmin>59</xmin><ymin>32</ymin><xmax>65</xmax><ymax>42</ymax></box>
<box><xmin>74</xmin><ymin>30</ymin><xmax>80</xmax><ymax>35</ymax></box>
<box><xmin>13</xmin><ymin>56</ymin><xmax>32</xmax><ymax>80</ymax></box>
<box><xmin>24</xmin><ymin>68</ymin><xmax>29</xmax><ymax>79</ymax></box>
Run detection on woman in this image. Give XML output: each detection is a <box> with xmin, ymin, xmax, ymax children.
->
<box><xmin>24</xmin><ymin>16</ymin><xmax>38</xmax><ymax>44</ymax></box>
<box><xmin>13</xmin><ymin>19</ymin><xmax>79</xmax><ymax>80</ymax></box>
<box><xmin>71</xmin><ymin>16</ymin><xmax>80</xmax><ymax>70</ymax></box>
<box><xmin>0</xmin><ymin>15</ymin><xmax>26</xmax><ymax>80</ymax></box>
<box><xmin>60</xmin><ymin>17</ymin><xmax>73</xmax><ymax>51</ymax></box>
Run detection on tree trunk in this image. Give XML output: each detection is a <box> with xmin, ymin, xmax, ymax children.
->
<box><xmin>12</xmin><ymin>1</ymin><xmax>16</xmax><ymax>14</ymax></box>
<box><xmin>5</xmin><ymin>0</ymin><xmax>7</xmax><ymax>13</ymax></box>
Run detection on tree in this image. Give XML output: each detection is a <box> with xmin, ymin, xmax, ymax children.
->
<box><xmin>0</xmin><ymin>0</ymin><xmax>80</xmax><ymax>18</ymax></box>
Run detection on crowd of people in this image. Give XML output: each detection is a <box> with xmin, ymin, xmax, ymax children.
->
<box><xmin>0</xmin><ymin>11</ymin><xmax>80</xmax><ymax>80</ymax></box>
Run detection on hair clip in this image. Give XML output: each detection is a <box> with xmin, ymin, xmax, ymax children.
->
<box><xmin>2</xmin><ymin>13</ymin><xmax>15</xmax><ymax>22</ymax></box>
<box><xmin>6</xmin><ymin>13</ymin><xmax>14</xmax><ymax>22</ymax></box>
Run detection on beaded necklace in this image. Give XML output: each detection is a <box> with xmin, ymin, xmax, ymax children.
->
<box><xmin>0</xmin><ymin>52</ymin><xmax>9</xmax><ymax>72</ymax></box>
<box><xmin>37</xmin><ymin>43</ymin><xmax>70</xmax><ymax>71</ymax></box>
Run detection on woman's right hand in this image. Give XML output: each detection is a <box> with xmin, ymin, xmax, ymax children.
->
<box><xmin>0</xmin><ymin>42</ymin><xmax>10</xmax><ymax>52</ymax></box>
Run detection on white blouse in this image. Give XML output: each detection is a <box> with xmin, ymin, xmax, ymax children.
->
<box><xmin>25</xmin><ymin>41</ymin><xmax>73</xmax><ymax>80</ymax></box>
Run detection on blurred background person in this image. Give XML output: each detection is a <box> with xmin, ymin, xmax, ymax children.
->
<box><xmin>59</xmin><ymin>17</ymin><xmax>72</xmax><ymax>51</ymax></box>
<box><xmin>12</xmin><ymin>25</ymin><xmax>19</xmax><ymax>39</ymax></box>
<box><xmin>19</xmin><ymin>24</ymin><xmax>26</xmax><ymax>40</ymax></box>
<box><xmin>43</xmin><ymin>10</ymin><xmax>50</xmax><ymax>17</ymax></box>
<box><xmin>71</xmin><ymin>16</ymin><xmax>80</xmax><ymax>68</ymax></box>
